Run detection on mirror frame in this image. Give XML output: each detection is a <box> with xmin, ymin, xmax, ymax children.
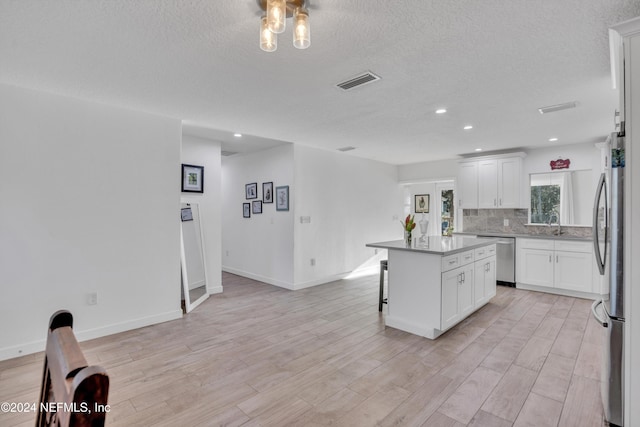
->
<box><xmin>180</xmin><ymin>202</ymin><xmax>209</xmax><ymax>313</ymax></box>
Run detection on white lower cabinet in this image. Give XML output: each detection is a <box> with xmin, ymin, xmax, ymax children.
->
<box><xmin>519</xmin><ymin>248</ymin><xmax>555</xmax><ymax>287</ymax></box>
<box><xmin>474</xmin><ymin>256</ymin><xmax>496</xmax><ymax>306</ymax></box>
<box><xmin>517</xmin><ymin>238</ymin><xmax>593</xmax><ymax>294</ymax></box>
<box><xmin>441</xmin><ymin>264</ymin><xmax>474</xmax><ymax>331</ymax></box>
<box><xmin>441</xmin><ymin>246</ymin><xmax>496</xmax><ymax>331</ymax></box>
<box><xmin>554</xmin><ymin>250</ymin><xmax>593</xmax><ymax>292</ymax></box>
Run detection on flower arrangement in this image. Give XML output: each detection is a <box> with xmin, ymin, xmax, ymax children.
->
<box><xmin>401</xmin><ymin>214</ymin><xmax>416</xmax><ymax>245</ymax></box>
<box><xmin>401</xmin><ymin>214</ymin><xmax>416</xmax><ymax>233</ymax></box>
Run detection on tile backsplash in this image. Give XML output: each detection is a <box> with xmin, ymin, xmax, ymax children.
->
<box><xmin>462</xmin><ymin>209</ymin><xmax>592</xmax><ymax>238</ymax></box>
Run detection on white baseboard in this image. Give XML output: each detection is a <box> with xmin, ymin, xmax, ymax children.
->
<box><xmin>385</xmin><ymin>315</ymin><xmax>440</xmax><ymax>339</ymax></box>
<box><xmin>516</xmin><ymin>282</ymin><xmax>605</xmax><ymax>300</ymax></box>
<box><xmin>222</xmin><ymin>266</ymin><xmax>295</xmax><ymax>290</ymax></box>
<box><xmin>0</xmin><ymin>309</ymin><xmax>183</xmax><ymax>362</ymax></box>
<box><xmin>207</xmin><ymin>285</ymin><xmax>223</xmax><ymax>295</ymax></box>
<box><xmin>222</xmin><ymin>266</ymin><xmax>357</xmax><ymax>291</ymax></box>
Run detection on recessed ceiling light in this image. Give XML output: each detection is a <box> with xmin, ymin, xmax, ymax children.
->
<box><xmin>464</xmin><ymin>125</ymin><xmax>473</xmax><ymax>130</ymax></box>
<box><xmin>233</xmin><ymin>133</ymin><xmax>242</xmax><ymax>138</ymax></box>
<box><xmin>549</xmin><ymin>137</ymin><xmax>558</xmax><ymax>142</ymax></box>
<box><xmin>435</xmin><ymin>108</ymin><xmax>447</xmax><ymax>114</ymax></box>
<box><xmin>538</xmin><ymin>102</ymin><xmax>577</xmax><ymax>114</ymax></box>
<box><xmin>475</xmin><ymin>148</ymin><xmax>483</xmax><ymax>152</ymax></box>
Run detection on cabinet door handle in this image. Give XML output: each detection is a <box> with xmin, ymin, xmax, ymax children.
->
<box><xmin>556</xmin><ymin>255</ymin><xmax>559</xmax><ymax>263</ymax></box>
<box><xmin>462</xmin><ymin>272</ymin><xmax>465</xmax><ymax>282</ymax></box>
<box><xmin>449</xmin><ymin>260</ymin><xmax>456</xmax><ymax>265</ymax></box>
<box><xmin>549</xmin><ymin>255</ymin><xmax>552</xmax><ymax>262</ymax></box>
<box><xmin>494</xmin><ymin>199</ymin><xmax>497</xmax><ymax>206</ymax></box>
<box><xmin>499</xmin><ymin>198</ymin><xmax>502</xmax><ymax>206</ymax></box>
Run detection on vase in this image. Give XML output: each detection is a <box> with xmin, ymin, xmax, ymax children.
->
<box><xmin>404</xmin><ymin>230</ymin><xmax>412</xmax><ymax>247</ymax></box>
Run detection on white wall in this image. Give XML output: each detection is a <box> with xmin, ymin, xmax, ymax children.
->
<box><xmin>181</xmin><ymin>134</ymin><xmax>223</xmax><ymax>294</ymax></box>
<box><xmin>293</xmin><ymin>146</ymin><xmax>403</xmax><ymax>288</ymax></box>
<box><xmin>398</xmin><ymin>158</ymin><xmax>458</xmax><ymax>183</ymax></box>
<box><xmin>401</xmin><ymin>183</ymin><xmax>443</xmax><ymax>237</ymax></box>
<box><xmin>0</xmin><ymin>84</ymin><xmax>183</xmax><ymax>361</ymax></box>
<box><xmin>523</xmin><ymin>142</ymin><xmax>602</xmax><ymax>225</ymax></box>
<box><xmin>221</xmin><ymin>145</ymin><xmax>295</xmax><ymax>288</ymax></box>
<box><xmin>524</xmin><ymin>141</ymin><xmax>600</xmax><ymax>173</ymax></box>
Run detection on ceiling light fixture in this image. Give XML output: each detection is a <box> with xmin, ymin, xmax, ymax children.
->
<box><xmin>464</xmin><ymin>125</ymin><xmax>473</xmax><ymax>130</ymax></box>
<box><xmin>234</xmin><ymin>133</ymin><xmax>242</xmax><ymax>138</ymax></box>
<box><xmin>436</xmin><ymin>108</ymin><xmax>447</xmax><ymax>114</ymax></box>
<box><xmin>538</xmin><ymin>102</ymin><xmax>577</xmax><ymax>114</ymax></box>
<box><xmin>549</xmin><ymin>137</ymin><xmax>558</xmax><ymax>142</ymax></box>
<box><xmin>259</xmin><ymin>0</ymin><xmax>310</xmax><ymax>52</ymax></box>
<box><xmin>475</xmin><ymin>148</ymin><xmax>483</xmax><ymax>152</ymax></box>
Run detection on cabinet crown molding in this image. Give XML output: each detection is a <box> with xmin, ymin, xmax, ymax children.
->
<box><xmin>458</xmin><ymin>151</ymin><xmax>526</xmax><ymax>164</ymax></box>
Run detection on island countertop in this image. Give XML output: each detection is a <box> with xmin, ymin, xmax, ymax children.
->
<box><xmin>366</xmin><ymin>235</ymin><xmax>499</xmax><ymax>256</ymax></box>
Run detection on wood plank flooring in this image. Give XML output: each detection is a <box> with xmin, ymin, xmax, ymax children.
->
<box><xmin>0</xmin><ymin>272</ymin><xmax>607</xmax><ymax>426</ymax></box>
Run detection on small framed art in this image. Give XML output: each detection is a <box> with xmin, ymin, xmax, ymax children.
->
<box><xmin>181</xmin><ymin>164</ymin><xmax>204</xmax><ymax>193</ymax></box>
<box><xmin>245</xmin><ymin>183</ymin><xmax>258</xmax><ymax>199</ymax></box>
<box><xmin>415</xmin><ymin>194</ymin><xmax>430</xmax><ymax>213</ymax></box>
<box><xmin>243</xmin><ymin>203</ymin><xmax>251</xmax><ymax>218</ymax></box>
<box><xmin>263</xmin><ymin>182</ymin><xmax>273</xmax><ymax>203</ymax></box>
<box><xmin>276</xmin><ymin>186</ymin><xmax>289</xmax><ymax>211</ymax></box>
<box><xmin>252</xmin><ymin>200</ymin><xmax>263</xmax><ymax>214</ymax></box>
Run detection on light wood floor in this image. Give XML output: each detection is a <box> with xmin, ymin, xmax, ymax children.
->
<box><xmin>0</xmin><ymin>272</ymin><xmax>606</xmax><ymax>426</ymax></box>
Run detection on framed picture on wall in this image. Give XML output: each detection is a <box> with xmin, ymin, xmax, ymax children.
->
<box><xmin>245</xmin><ymin>182</ymin><xmax>258</xmax><ymax>199</ymax></box>
<box><xmin>252</xmin><ymin>200</ymin><xmax>263</xmax><ymax>214</ymax></box>
<box><xmin>181</xmin><ymin>164</ymin><xmax>204</xmax><ymax>193</ymax></box>
<box><xmin>243</xmin><ymin>203</ymin><xmax>251</xmax><ymax>218</ymax></box>
<box><xmin>276</xmin><ymin>186</ymin><xmax>289</xmax><ymax>211</ymax></box>
<box><xmin>263</xmin><ymin>182</ymin><xmax>274</xmax><ymax>203</ymax></box>
<box><xmin>415</xmin><ymin>194</ymin><xmax>430</xmax><ymax>213</ymax></box>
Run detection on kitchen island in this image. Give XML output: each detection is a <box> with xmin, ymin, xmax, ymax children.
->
<box><xmin>367</xmin><ymin>236</ymin><xmax>498</xmax><ymax>339</ymax></box>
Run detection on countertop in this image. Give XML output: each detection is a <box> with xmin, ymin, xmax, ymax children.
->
<box><xmin>453</xmin><ymin>231</ymin><xmax>592</xmax><ymax>242</ymax></box>
<box><xmin>366</xmin><ymin>236</ymin><xmax>499</xmax><ymax>256</ymax></box>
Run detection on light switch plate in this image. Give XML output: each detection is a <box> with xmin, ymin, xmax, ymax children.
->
<box><xmin>504</xmin><ymin>219</ymin><xmax>509</xmax><ymax>227</ymax></box>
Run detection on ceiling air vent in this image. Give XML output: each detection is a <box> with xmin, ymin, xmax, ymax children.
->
<box><xmin>221</xmin><ymin>150</ymin><xmax>238</xmax><ymax>157</ymax></box>
<box><xmin>336</xmin><ymin>72</ymin><xmax>380</xmax><ymax>91</ymax></box>
<box><xmin>538</xmin><ymin>101</ymin><xmax>577</xmax><ymax>114</ymax></box>
<box><xmin>337</xmin><ymin>146</ymin><xmax>356</xmax><ymax>152</ymax></box>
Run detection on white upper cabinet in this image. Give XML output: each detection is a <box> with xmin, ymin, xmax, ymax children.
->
<box><xmin>478</xmin><ymin>160</ymin><xmax>498</xmax><ymax>208</ymax></box>
<box><xmin>498</xmin><ymin>157</ymin><xmax>522</xmax><ymax>208</ymax></box>
<box><xmin>457</xmin><ymin>162</ymin><xmax>479</xmax><ymax>209</ymax></box>
<box><xmin>458</xmin><ymin>153</ymin><xmax>525</xmax><ymax>209</ymax></box>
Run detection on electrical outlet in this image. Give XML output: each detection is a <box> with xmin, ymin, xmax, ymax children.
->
<box><xmin>503</xmin><ymin>219</ymin><xmax>509</xmax><ymax>227</ymax></box>
<box><xmin>88</xmin><ymin>292</ymin><xmax>98</xmax><ymax>306</ymax></box>
<box><xmin>226</xmin><ymin>250</ymin><xmax>229</xmax><ymax>256</ymax></box>
<box><xmin>300</xmin><ymin>216</ymin><xmax>311</xmax><ymax>224</ymax></box>
<box><xmin>310</xmin><ymin>258</ymin><xmax>316</xmax><ymax>266</ymax></box>
<box><xmin>374</xmin><ymin>248</ymin><xmax>379</xmax><ymax>255</ymax></box>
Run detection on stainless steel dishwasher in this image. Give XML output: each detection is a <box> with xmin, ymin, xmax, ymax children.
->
<box><xmin>479</xmin><ymin>235</ymin><xmax>515</xmax><ymax>286</ymax></box>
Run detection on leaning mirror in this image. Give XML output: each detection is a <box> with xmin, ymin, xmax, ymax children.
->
<box><xmin>180</xmin><ymin>202</ymin><xmax>209</xmax><ymax>312</ymax></box>
<box><xmin>529</xmin><ymin>170</ymin><xmax>593</xmax><ymax>226</ymax></box>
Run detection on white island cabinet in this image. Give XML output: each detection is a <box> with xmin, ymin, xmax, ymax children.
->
<box><xmin>367</xmin><ymin>236</ymin><xmax>497</xmax><ymax>339</ymax></box>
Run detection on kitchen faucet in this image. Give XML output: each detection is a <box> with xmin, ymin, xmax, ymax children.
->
<box><xmin>547</xmin><ymin>210</ymin><xmax>562</xmax><ymax>235</ymax></box>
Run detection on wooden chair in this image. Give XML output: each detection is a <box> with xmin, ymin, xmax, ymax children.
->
<box><xmin>37</xmin><ymin>310</ymin><xmax>109</xmax><ymax>427</ymax></box>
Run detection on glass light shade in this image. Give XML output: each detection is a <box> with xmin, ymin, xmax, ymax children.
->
<box><xmin>293</xmin><ymin>7</ymin><xmax>310</xmax><ymax>49</ymax></box>
<box><xmin>260</xmin><ymin>16</ymin><xmax>277</xmax><ymax>52</ymax></box>
<box><xmin>267</xmin><ymin>0</ymin><xmax>286</xmax><ymax>34</ymax></box>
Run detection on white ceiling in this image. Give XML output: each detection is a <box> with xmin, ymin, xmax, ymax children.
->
<box><xmin>2</xmin><ymin>1</ymin><xmax>639</xmax><ymax>165</ymax></box>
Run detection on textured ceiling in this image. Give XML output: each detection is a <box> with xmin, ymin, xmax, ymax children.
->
<box><xmin>2</xmin><ymin>1</ymin><xmax>639</xmax><ymax>165</ymax></box>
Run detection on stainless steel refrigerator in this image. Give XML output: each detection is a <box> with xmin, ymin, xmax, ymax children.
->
<box><xmin>591</xmin><ymin>129</ymin><xmax>625</xmax><ymax>427</ymax></box>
